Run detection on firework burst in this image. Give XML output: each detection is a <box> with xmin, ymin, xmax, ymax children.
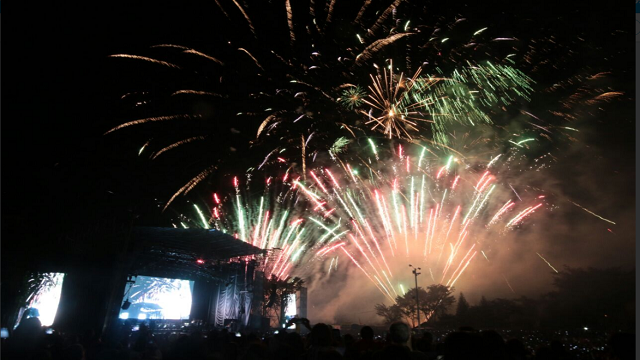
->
<box><xmin>178</xmin><ymin>141</ymin><xmax>547</xmax><ymax>302</ymax></box>
<box><xmin>356</xmin><ymin>60</ymin><xmax>534</xmax><ymax>142</ymax></box>
<box><xmin>339</xmin><ymin>86</ymin><xmax>367</xmax><ymax>110</ymax></box>
<box><xmin>105</xmin><ymin>0</ymin><xmax>542</xmax><ymax>207</ymax></box>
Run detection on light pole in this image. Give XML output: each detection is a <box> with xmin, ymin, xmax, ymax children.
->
<box><xmin>409</xmin><ymin>264</ymin><xmax>421</xmax><ymax>328</ymax></box>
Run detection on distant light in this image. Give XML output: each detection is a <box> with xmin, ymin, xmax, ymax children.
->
<box><xmin>138</xmin><ymin>314</ymin><xmax>147</xmax><ymax>320</ymax></box>
<box><xmin>119</xmin><ymin>313</ymin><xmax>129</xmax><ymax>319</ymax></box>
<box><xmin>583</xmin><ymin>327</ymin><xmax>588</xmax><ymax>331</ymax></box>
<box><xmin>235</xmin><ymin>332</ymin><xmax>242</xmax><ymax>337</ymax></box>
<box><xmin>196</xmin><ymin>259</ymin><xmax>205</xmax><ymax>264</ymax></box>
<box><xmin>274</xmin><ymin>330</ymin><xmax>279</xmax><ymax>334</ymax></box>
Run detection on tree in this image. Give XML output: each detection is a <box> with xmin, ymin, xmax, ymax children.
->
<box><xmin>375</xmin><ymin>285</ymin><xmax>455</xmax><ymax>326</ymax></box>
<box><xmin>488</xmin><ymin>298</ymin><xmax>522</xmax><ymax>329</ymax></box>
<box><xmin>512</xmin><ymin>296</ymin><xmax>540</xmax><ymax>329</ymax></box>
<box><xmin>419</xmin><ymin>285</ymin><xmax>456</xmax><ymax>324</ymax></box>
<box><xmin>395</xmin><ymin>287</ymin><xmax>429</xmax><ymax>326</ymax></box>
<box><xmin>455</xmin><ymin>292</ymin><xmax>470</xmax><ymax>324</ymax></box>
<box><xmin>374</xmin><ymin>303</ymin><xmax>403</xmax><ymax>324</ymax></box>
<box><xmin>263</xmin><ymin>276</ymin><xmax>304</xmax><ymax>328</ymax></box>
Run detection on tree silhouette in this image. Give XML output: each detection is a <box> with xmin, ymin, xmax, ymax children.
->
<box><xmin>262</xmin><ymin>276</ymin><xmax>304</xmax><ymax>328</ymax></box>
<box><xmin>455</xmin><ymin>292</ymin><xmax>470</xmax><ymax>324</ymax></box>
<box><xmin>419</xmin><ymin>285</ymin><xmax>456</xmax><ymax>324</ymax></box>
<box><xmin>447</xmin><ymin>267</ymin><xmax>635</xmax><ymax>330</ymax></box>
<box><xmin>374</xmin><ymin>303</ymin><xmax>403</xmax><ymax>325</ymax></box>
<box><xmin>375</xmin><ymin>285</ymin><xmax>455</xmax><ymax>326</ymax></box>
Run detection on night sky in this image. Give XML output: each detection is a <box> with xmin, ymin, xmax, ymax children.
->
<box><xmin>3</xmin><ymin>1</ymin><xmax>635</xmax><ymax>312</ymax></box>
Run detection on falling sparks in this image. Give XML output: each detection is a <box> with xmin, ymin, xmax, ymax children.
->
<box><xmin>105</xmin><ymin>115</ymin><xmax>202</xmax><ymax>135</ymax></box>
<box><xmin>102</xmin><ymin>0</ymin><xmax>624</xmax><ymax>304</ymax></box>
<box><xmin>139</xmin><ymin>140</ymin><xmax>151</xmax><ymax>155</ymax></box>
<box><xmin>473</xmin><ymin>27</ymin><xmax>488</xmax><ymax>36</ymax></box>
<box><xmin>189</xmin><ymin>144</ymin><xmax>545</xmax><ymax>298</ymax></box>
<box><xmin>194</xmin><ymin>204</ymin><xmax>210</xmax><ymax>229</ymax></box>
<box><xmin>503</xmin><ymin>275</ymin><xmax>516</xmax><ymax>294</ymax></box>
<box><xmin>569</xmin><ymin>201</ymin><xmax>616</xmax><ymax>225</ymax></box>
<box><xmin>537</xmin><ymin>252</ymin><xmax>559</xmax><ymax>273</ymax></box>
<box><xmin>109</xmin><ymin>54</ymin><xmax>181</xmax><ymax>69</ymax></box>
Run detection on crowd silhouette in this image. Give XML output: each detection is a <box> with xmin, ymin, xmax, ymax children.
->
<box><xmin>1</xmin><ymin>317</ymin><xmax>634</xmax><ymax>360</ymax></box>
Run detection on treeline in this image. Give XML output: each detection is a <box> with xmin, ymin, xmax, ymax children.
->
<box><xmin>375</xmin><ymin>267</ymin><xmax>635</xmax><ymax>332</ymax></box>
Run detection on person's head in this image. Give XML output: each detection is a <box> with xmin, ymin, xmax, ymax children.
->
<box><xmin>331</xmin><ymin>328</ymin><xmax>342</xmax><ymax>346</ymax></box>
<box><xmin>415</xmin><ymin>331</ymin><xmax>434</xmax><ymax>353</ymax></box>
<box><xmin>310</xmin><ymin>323</ymin><xmax>333</xmax><ymax>347</ymax></box>
<box><xmin>285</xmin><ymin>331</ymin><xmax>304</xmax><ymax>352</ymax></box>
<box><xmin>17</xmin><ymin>316</ymin><xmax>42</xmax><ymax>335</ymax></box>
<box><xmin>444</xmin><ymin>331</ymin><xmax>477</xmax><ymax>360</ymax></box>
<box><xmin>65</xmin><ymin>343</ymin><xmax>85</xmax><ymax>360</ymax></box>
<box><xmin>360</xmin><ymin>326</ymin><xmax>374</xmax><ymax>341</ymax></box>
<box><xmin>343</xmin><ymin>333</ymin><xmax>355</xmax><ymax>346</ymax></box>
<box><xmin>480</xmin><ymin>329</ymin><xmax>505</xmax><ymax>356</ymax></box>
<box><xmin>388</xmin><ymin>322</ymin><xmax>410</xmax><ymax>345</ymax></box>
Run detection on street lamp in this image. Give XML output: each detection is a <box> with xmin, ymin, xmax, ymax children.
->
<box><xmin>409</xmin><ymin>264</ymin><xmax>421</xmax><ymax>328</ymax></box>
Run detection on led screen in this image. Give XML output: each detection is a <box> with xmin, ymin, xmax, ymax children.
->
<box><xmin>118</xmin><ymin>276</ymin><xmax>193</xmax><ymax>320</ymax></box>
<box><xmin>28</xmin><ymin>273</ymin><xmax>65</xmax><ymax>327</ymax></box>
<box><xmin>283</xmin><ymin>293</ymin><xmax>297</xmax><ymax>328</ymax></box>
<box><xmin>285</xmin><ymin>293</ymin><xmax>297</xmax><ymax>317</ymax></box>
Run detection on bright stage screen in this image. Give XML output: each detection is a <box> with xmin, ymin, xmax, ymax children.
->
<box><xmin>285</xmin><ymin>293</ymin><xmax>297</xmax><ymax>317</ymax></box>
<box><xmin>118</xmin><ymin>276</ymin><xmax>194</xmax><ymax>320</ymax></box>
<box><xmin>283</xmin><ymin>293</ymin><xmax>297</xmax><ymax>328</ymax></box>
<box><xmin>28</xmin><ymin>273</ymin><xmax>65</xmax><ymax>327</ymax></box>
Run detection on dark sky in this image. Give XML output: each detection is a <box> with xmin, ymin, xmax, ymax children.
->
<box><xmin>5</xmin><ymin>2</ymin><xmax>228</xmax><ymax>227</ymax></box>
<box><xmin>3</xmin><ymin>1</ymin><xmax>635</xmax><ymax>300</ymax></box>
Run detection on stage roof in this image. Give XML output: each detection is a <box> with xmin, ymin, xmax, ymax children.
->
<box><xmin>129</xmin><ymin>227</ymin><xmax>265</xmax><ymax>280</ymax></box>
<box><xmin>5</xmin><ymin>221</ymin><xmax>264</xmax><ymax>280</ymax></box>
<box><xmin>132</xmin><ymin>226</ymin><xmax>264</xmax><ymax>260</ymax></box>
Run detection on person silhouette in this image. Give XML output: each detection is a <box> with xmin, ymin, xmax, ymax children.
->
<box><xmin>5</xmin><ymin>316</ymin><xmax>44</xmax><ymax>359</ymax></box>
